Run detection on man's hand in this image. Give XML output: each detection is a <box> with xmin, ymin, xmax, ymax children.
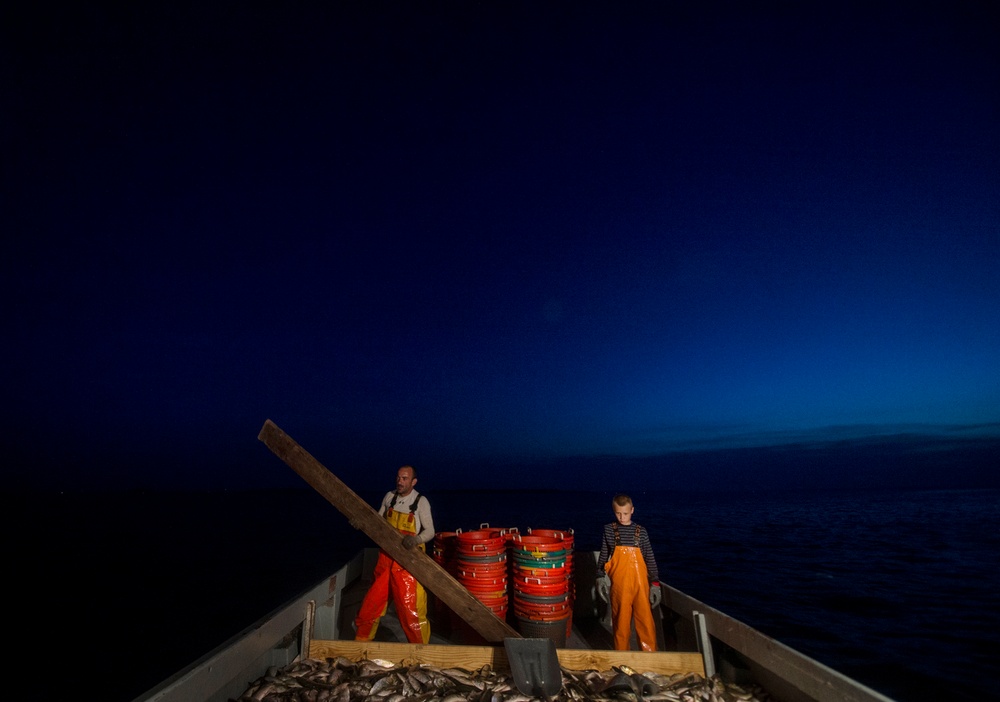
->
<box><xmin>649</xmin><ymin>582</ymin><xmax>662</xmax><ymax>608</ymax></box>
<box><xmin>597</xmin><ymin>573</ymin><xmax>610</xmax><ymax>603</ymax></box>
<box><xmin>402</xmin><ymin>535</ymin><xmax>418</xmax><ymax>549</ymax></box>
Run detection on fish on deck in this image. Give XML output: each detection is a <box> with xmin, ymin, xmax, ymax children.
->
<box><xmin>234</xmin><ymin>656</ymin><xmax>771</xmax><ymax>702</ymax></box>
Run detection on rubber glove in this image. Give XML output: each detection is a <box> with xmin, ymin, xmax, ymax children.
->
<box><xmin>402</xmin><ymin>535</ymin><xmax>419</xmax><ymax>549</ymax></box>
<box><xmin>649</xmin><ymin>582</ymin><xmax>662</xmax><ymax>608</ymax></box>
<box><xmin>597</xmin><ymin>573</ymin><xmax>611</xmax><ymax>603</ymax></box>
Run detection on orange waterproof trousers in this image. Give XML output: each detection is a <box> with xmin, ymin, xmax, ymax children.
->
<box><xmin>354</xmin><ymin>506</ymin><xmax>430</xmax><ymax>644</ymax></box>
<box><xmin>606</xmin><ymin>544</ymin><xmax>656</xmax><ymax>651</ymax></box>
<box><xmin>353</xmin><ymin>551</ymin><xmax>430</xmax><ymax>644</ymax></box>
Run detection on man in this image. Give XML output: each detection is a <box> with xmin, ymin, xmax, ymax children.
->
<box><xmin>354</xmin><ymin>465</ymin><xmax>435</xmax><ymax>644</ymax></box>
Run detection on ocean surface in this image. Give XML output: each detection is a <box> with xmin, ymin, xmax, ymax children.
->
<box><xmin>12</xmin><ymin>486</ymin><xmax>999</xmax><ymax>702</ymax></box>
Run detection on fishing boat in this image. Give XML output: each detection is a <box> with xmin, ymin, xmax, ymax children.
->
<box><xmin>133</xmin><ymin>422</ymin><xmax>896</xmax><ymax>702</ymax></box>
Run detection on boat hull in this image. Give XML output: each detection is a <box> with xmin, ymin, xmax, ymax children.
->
<box><xmin>134</xmin><ymin>549</ymin><xmax>894</xmax><ymax>702</ymax></box>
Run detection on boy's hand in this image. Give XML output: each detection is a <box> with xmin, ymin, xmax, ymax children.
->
<box><xmin>597</xmin><ymin>573</ymin><xmax>610</xmax><ymax>603</ymax></box>
<box><xmin>649</xmin><ymin>582</ymin><xmax>662</xmax><ymax>608</ymax></box>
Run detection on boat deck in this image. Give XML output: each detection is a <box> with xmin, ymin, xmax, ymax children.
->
<box><xmin>337</xmin><ymin>557</ymin><xmax>660</xmax><ymax>653</ymax></box>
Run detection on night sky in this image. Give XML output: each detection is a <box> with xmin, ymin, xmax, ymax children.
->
<box><xmin>5</xmin><ymin>2</ymin><xmax>998</xmax><ymax>493</ymax></box>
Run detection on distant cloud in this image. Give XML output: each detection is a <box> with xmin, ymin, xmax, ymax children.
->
<box><xmin>626</xmin><ymin>421</ymin><xmax>1000</xmax><ymax>455</ymax></box>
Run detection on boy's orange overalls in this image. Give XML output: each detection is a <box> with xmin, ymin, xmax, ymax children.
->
<box><xmin>353</xmin><ymin>497</ymin><xmax>430</xmax><ymax>644</ymax></box>
<box><xmin>606</xmin><ymin>523</ymin><xmax>656</xmax><ymax>651</ymax></box>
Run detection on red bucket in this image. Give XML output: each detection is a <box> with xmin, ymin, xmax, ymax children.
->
<box><xmin>459</xmin><ymin>571</ymin><xmax>508</xmax><ymax>586</ymax></box>
<box><xmin>513</xmin><ymin>598</ymin><xmax>572</xmax><ymax>621</ymax></box>
<box><xmin>455</xmin><ymin>531</ymin><xmax>507</xmax><ymax>555</ymax></box>
<box><xmin>511</xmin><ymin>563</ymin><xmax>568</xmax><ymax>579</ymax></box>
<box><xmin>513</xmin><ymin>577</ymin><xmax>568</xmax><ymax>590</ymax></box>
<box><xmin>456</xmin><ymin>551</ymin><xmax>507</xmax><ymax>565</ymax></box>
<box><xmin>464</xmin><ymin>585</ymin><xmax>508</xmax><ymax>600</ymax></box>
<box><xmin>432</xmin><ymin>532</ymin><xmax>458</xmax><ymax>563</ymax></box>
<box><xmin>526</xmin><ymin>528</ymin><xmax>574</xmax><ymax>548</ymax></box>
<box><xmin>512</xmin><ymin>570</ymin><xmax>569</xmax><ymax>586</ymax></box>
<box><xmin>514</xmin><ymin>590</ymin><xmax>571</xmax><ymax>605</ymax></box>
<box><xmin>513</xmin><ymin>579</ymin><xmax>570</xmax><ymax>597</ymax></box>
<box><xmin>456</xmin><ymin>529</ymin><xmax>506</xmax><ymax>547</ymax></box>
<box><xmin>434</xmin><ymin>531</ymin><xmax>459</xmax><ymax>549</ymax></box>
<box><xmin>456</xmin><ymin>559</ymin><xmax>508</xmax><ymax>577</ymax></box>
<box><xmin>510</xmin><ymin>534</ymin><xmax>564</xmax><ymax>552</ymax></box>
<box><xmin>510</xmin><ymin>553</ymin><xmax>566</xmax><ymax>569</ymax></box>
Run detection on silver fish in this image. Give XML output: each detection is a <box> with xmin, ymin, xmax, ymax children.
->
<box><xmin>236</xmin><ymin>657</ymin><xmax>771</xmax><ymax>702</ymax></box>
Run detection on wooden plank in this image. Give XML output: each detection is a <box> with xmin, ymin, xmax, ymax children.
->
<box><xmin>311</xmin><ymin>640</ymin><xmax>510</xmax><ymax>672</ymax></box>
<box><xmin>555</xmin><ymin>649</ymin><xmax>705</xmax><ymax>677</ymax></box>
<box><xmin>258</xmin><ymin>419</ymin><xmax>520</xmax><ymax>643</ymax></box>
<box><xmin>310</xmin><ymin>640</ymin><xmax>705</xmax><ymax>677</ymax></box>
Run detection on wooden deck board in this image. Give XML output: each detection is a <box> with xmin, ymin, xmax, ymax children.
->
<box><xmin>309</xmin><ymin>639</ymin><xmax>706</xmax><ymax>677</ymax></box>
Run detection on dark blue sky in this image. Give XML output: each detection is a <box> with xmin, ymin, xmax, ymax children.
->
<box><xmin>4</xmin><ymin>2</ymin><xmax>998</xmax><ymax>492</ymax></box>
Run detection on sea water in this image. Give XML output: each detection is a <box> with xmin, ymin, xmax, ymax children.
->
<box><xmin>13</xmin><ymin>486</ymin><xmax>999</xmax><ymax>702</ymax></box>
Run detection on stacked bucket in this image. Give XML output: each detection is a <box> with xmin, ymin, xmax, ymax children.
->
<box><xmin>527</xmin><ymin>527</ymin><xmax>575</xmax><ymax>639</ymax></box>
<box><xmin>452</xmin><ymin>527</ymin><xmax>509</xmax><ymax>633</ymax></box>
<box><xmin>509</xmin><ymin>531</ymin><xmax>573</xmax><ymax>646</ymax></box>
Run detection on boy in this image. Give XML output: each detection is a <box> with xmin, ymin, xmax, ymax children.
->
<box><xmin>596</xmin><ymin>493</ymin><xmax>661</xmax><ymax>651</ymax></box>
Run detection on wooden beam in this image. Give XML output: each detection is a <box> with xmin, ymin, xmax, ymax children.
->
<box><xmin>258</xmin><ymin>419</ymin><xmax>520</xmax><ymax>643</ymax></box>
<box><xmin>309</xmin><ymin>640</ymin><xmax>705</xmax><ymax>677</ymax></box>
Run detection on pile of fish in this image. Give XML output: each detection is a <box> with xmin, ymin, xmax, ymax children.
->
<box><xmin>234</xmin><ymin>656</ymin><xmax>772</xmax><ymax>702</ymax></box>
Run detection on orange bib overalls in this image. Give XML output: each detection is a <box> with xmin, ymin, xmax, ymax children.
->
<box><xmin>354</xmin><ymin>497</ymin><xmax>430</xmax><ymax>644</ymax></box>
<box><xmin>605</xmin><ymin>523</ymin><xmax>656</xmax><ymax>651</ymax></box>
